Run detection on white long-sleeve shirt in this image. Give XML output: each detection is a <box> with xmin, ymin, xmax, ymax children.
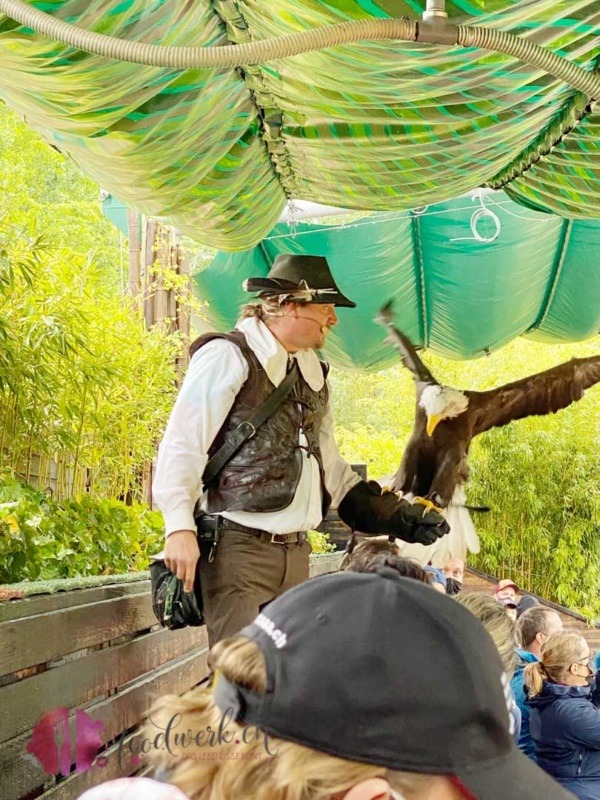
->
<box><xmin>153</xmin><ymin>317</ymin><xmax>361</xmax><ymax>537</ymax></box>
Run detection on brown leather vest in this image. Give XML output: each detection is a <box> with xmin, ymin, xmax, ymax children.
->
<box><xmin>190</xmin><ymin>330</ymin><xmax>331</xmax><ymax>517</ymax></box>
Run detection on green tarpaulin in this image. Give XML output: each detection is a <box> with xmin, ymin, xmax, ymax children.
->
<box><xmin>0</xmin><ymin>1</ymin><xmax>598</xmax><ymax>251</ymax></box>
<box><xmin>194</xmin><ymin>193</ymin><xmax>600</xmax><ymax>368</ymax></box>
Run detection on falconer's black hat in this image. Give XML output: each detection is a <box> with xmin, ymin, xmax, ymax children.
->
<box><xmin>243</xmin><ymin>254</ymin><xmax>356</xmax><ymax>308</ymax></box>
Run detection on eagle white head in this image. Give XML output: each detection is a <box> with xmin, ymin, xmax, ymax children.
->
<box><xmin>420</xmin><ymin>384</ymin><xmax>469</xmax><ymax>436</ymax></box>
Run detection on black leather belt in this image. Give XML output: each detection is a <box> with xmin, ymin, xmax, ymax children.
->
<box><xmin>196</xmin><ymin>514</ymin><xmax>307</xmax><ymax>545</ymax></box>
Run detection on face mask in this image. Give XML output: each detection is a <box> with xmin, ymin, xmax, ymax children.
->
<box><xmin>446</xmin><ymin>578</ymin><xmax>462</xmax><ymax>596</ymax></box>
<box><xmin>584</xmin><ymin>667</ymin><xmax>596</xmax><ymax>685</ymax></box>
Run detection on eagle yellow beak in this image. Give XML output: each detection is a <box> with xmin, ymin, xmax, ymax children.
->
<box><xmin>426</xmin><ymin>414</ymin><xmax>442</xmax><ymax>437</ymax></box>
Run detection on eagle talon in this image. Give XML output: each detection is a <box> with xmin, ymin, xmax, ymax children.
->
<box><xmin>411</xmin><ymin>496</ymin><xmax>444</xmax><ymax>515</ymax></box>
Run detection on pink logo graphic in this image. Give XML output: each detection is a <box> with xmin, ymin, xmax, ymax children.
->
<box><xmin>27</xmin><ymin>708</ymin><xmax>104</xmax><ymax>776</ymax></box>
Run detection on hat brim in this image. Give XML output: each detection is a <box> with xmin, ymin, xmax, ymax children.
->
<box><xmin>243</xmin><ymin>277</ymin><xmax>356</xmax><ymax>308</ymax></box>
<box><xmin>307</xmin><ymin>292</ymin><xmax>356</xmax><ymax>308</ymax></box>
<box><xmin>456</xmin><ymin>745</ymin><xmax>575</xmax><ymax>800</ymax></box>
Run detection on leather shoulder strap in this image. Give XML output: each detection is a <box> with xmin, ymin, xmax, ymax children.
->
<box><xmin>202</xmin><ymin>361</ymin><xmax>299</xmax><ymax>488</ymax></box>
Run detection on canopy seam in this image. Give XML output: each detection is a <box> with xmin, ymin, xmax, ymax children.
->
<box><xmin>411</xmin><ymin>213</ymin><xmax>429</xmax><ymax>349</ymax></box>
<box><xmin>211</xmin><ymin>0</ymin><xmax>298</xmax><ymax>201</ymax></box>
<box><xmin>526</xmin><ymin>218</ymin><xmax>573</xmax><ymax>334</ymax></box>
<box><xmin>485</xmin><ymin>57</ymin><xmax>600</xmax><ymax>190</ymax></box>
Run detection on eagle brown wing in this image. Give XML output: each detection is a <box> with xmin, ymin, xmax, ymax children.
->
<box><xmin>468</xmin><ymin>356</ymin><xmax>600</xmax><ymax>437</ymax></box>
<box><xmin>377</xmin><ymin>303</ymin><xmax>437</xmax><ymax>385</ymax></box>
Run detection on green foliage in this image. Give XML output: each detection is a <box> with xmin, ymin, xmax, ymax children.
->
<box><xmin>330</xmin><ymin>338</ymin><xmax>600</xmax><ymax>617</ymax></box>
<box><xmin>307</xmin><ymin>530</ymin><xmax>336</xmax><ymax>554</ymax></box>
<box><xmin>0</xmin><ymin>102</ymin><xmax>123</xmax><ymax>288</ymax></box>
<box><xmin>0</xmin><ymin>474</ymin><xmax>163</xmax><ymax>583</ymax></box>
<box><xmin>0</xmin><ymin>225</ymin><xmax>180</xmax><ymax>500</ymax></box>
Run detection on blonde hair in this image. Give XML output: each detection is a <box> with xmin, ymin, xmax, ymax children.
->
<box><xmin>524</xmin><ymin>630</ymin><xmax>589</xmax><ymax>698</ymax></box>
<box><xmin>455</xmin><ymin>592</ymin><xmax>517</xmax><ymax>678</ymax></box>
<box><xmin>239</xmin><ymin>299</ymin><xmax>285</xmax><ymax>321</ymax></box>
<box><xmin>142</xmin><ymin>636</ymin><xmax>438</xmax><ymax>800</ymax></box>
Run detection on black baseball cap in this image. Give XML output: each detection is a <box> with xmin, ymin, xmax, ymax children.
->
<box><xmin>213</xmin><ymin>570</ymin><xmax>574</xmax><ymax>800</ymax></box>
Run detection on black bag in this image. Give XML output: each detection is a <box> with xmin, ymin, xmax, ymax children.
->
<box><xmin>149</xmin><ymin>558</ymin><xmax>204</xmax><ymax>630</ymax></box>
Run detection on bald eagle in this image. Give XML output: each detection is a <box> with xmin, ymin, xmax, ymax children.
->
<box><xmin>377</xmin><ymin>303</ymin><xmax>600</xmax><ymax>566</ymax></box>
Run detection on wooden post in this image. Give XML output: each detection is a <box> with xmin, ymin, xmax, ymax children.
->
<box><xmin>142</xmin><ymin>219</ymin><xmax>158</xmax><ymax>330</ymax></box>
<box><xmin>153</xmin><ymin>225</ymin><xmax>170</xmax><ymax>332</ymax></box>
<box><xmin>136</xmin><ymin>220</ymin><xmax>193</xmax><ymax>507</ymax></box>
<box><xmin>175</xmin><ymin>247</ymin><xmax>191</xmax><ymax>376</ymax></box>
<box><xmin>126</xmin><ymin>210</ymin><xmax>141</xmax><ymax>297</ymax></box>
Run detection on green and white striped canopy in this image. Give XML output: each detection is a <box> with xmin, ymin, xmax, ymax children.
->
<box><xmin>0</xmin><ymin>1</ymin><xmax>598</xmax><ymax>251</ymax></box>
<box><xmin>195</xmin><ymin>193</ymin><xmax>600</xmax><ymax>367</ymax></box>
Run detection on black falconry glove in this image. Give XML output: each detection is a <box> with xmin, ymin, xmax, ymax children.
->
<box><xmin>338</xmin><ymin>480</ymin><xmax>450</xmax><ymax>546</ymax></box>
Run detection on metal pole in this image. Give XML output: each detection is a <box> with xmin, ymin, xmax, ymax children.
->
<box><xmin>423</xmin><ymin>0</ymin><xmax>448</xmax><ymax>22</ymax></box>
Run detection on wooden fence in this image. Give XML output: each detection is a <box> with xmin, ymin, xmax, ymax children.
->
<box><xmin>0</xmin><ymin>554</ymin><xmax>341</xmax><ymax>800</ymax></box>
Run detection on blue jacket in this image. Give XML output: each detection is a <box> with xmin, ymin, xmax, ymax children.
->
<box><xmin>527</xmin><ymin>682</ymin><xmax>600</xmax><ymax>800</ymax></box>
<box><xmin>511</xmin><ymin>648</ymin><xmax>539</xmax><ymax>759</ymax></box>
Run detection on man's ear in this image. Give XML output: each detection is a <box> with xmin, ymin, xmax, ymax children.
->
<box><xmin>342</xmin><ymin>778</ymin><xmax>396</xmax><ymax>800</ymax></box>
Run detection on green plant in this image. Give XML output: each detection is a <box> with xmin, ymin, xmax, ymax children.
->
<box><xmin>0</xmin><ymin>473</ymin><xmax>164</xmax><ymax>583</ymax></box>
<box><xmin>0</xmin><ymin>224</ymin><xmax>180</xmax><ymax>501</ymax></box>
<box><xmin>307</xmin><ymin>530</ymin><xmax>335</xmax><ymax>554</ymax></box>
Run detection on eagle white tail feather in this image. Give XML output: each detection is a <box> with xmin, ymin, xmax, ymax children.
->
<box><xmin>396</xmin><ymin>486</ymin><xmax>481</xmax><ymax>568</ymax></box>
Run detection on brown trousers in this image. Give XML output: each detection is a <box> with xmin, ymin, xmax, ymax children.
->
<box><xmin>199</xmin><ymin>530</ymin><xmax>311</xmax><ymax>648</ymax></box>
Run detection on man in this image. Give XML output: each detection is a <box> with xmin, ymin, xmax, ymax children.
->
<box><xmin>517</xmin><ymin>593</ymin><xmax>540</xmax><ymax>618</ymax></box>
<box><xmin>153</xmin><ymin>254</ymin><xmax>449</xmax><ymax>645</ymax></box>
<box><xmin>511</xmin><ymin>605</ymin><xmax>564</xmax><ymax>759</ymax></box>
<box><xmin>494</xmin><ymin>577</ymin><xmax>520</xmax><ymax>603</ymax></box>
<box><xmin>498</xmin><ymin>596</ymin><xmax>518</xmax><ymax>622</ymax></box>
<box><xmin>441</xmin><ymin>556</ymin><xmax>465</xmax><ymax>595</ymax></box>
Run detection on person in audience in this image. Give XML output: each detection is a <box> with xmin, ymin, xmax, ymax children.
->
<box><xmin>441</xmin><ymin>557</ymin><xmax>465</xmax><ymax>595</ymax></box>
<box><xmin>517</xmin><ymin>594</ymin><xmax>540</xmax><ymax>618</ymax></box>
<box><xmin>338</xmin><ymin>535</ymin><xmax>399</xmax><ymax>571</ymax></box>
<box><xmin>77</xmin><ymin>571</ymin><xmax>574</xmax><ymax>800</ymax></box>
<box><xmin>456</xmin><ymin>591</ymin><xmax>518</xmax><ymax>678</ymax></box>
<box><xmin>455</xmin><ymin>591</ymin><xmax>521</xmax><ymax>738</ymax></box>
<box><xmin>346</xmin><ymin>552</ymin><xmax>432</xmax><ymax>585</ymax></box>
<box><xmin>512</xmin><ymin>607</ymin><xmax>564</xmax><ymax>759</ymax></box>
<box><xmin>424</xmin><ymin>564</ymin><xmax>447</xmax><ymax>593</ymax></box>
<box><xmin>525</xmin><ymin>630</ymin><xmax>600</xmax><ymax>800</ymax></box>
<box><xmin>498</xmin><ymin>596</ymin><xmax>518</xmax><ymax>622</ymax></box>
<box><xmin>341</xmin><ymin>541</ymin><xmax>442</xmax><ymax>590</ymax></box>
<box><xmin>494</xmin><ymin>578</ymin><xmax>520</xmax><ymax>603</ymax></box>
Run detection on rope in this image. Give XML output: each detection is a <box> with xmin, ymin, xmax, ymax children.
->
<box><xmin>0</xmin><ymin>0</ymin><xmax>599</xmax><ymax>98</ymax></box>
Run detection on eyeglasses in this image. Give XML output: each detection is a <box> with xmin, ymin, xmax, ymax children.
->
<box><xmin>573</xmin><ymin>656</ymin><xmax>594</xmax><ymax>673</ymax></box>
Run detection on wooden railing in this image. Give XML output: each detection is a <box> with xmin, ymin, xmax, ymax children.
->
<box><xmin>0</xmin><ymin>553</ymin><xmax>342</xmax><ymax>800</ymax></box>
